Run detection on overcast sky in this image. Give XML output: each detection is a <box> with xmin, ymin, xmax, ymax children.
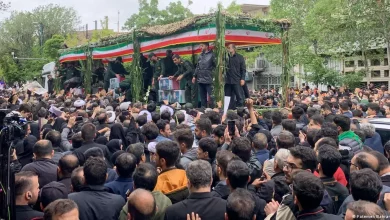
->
<box><xmin>3</xmin><ymin>0</ymin><xmax>270</xmax><ymax>31</ymax></box>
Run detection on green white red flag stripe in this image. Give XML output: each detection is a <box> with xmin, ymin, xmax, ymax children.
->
<box><xmin>225</xmin><ymin>28</ymin><xmax>281</xmax><ymax>44</ymax></box>
<box><xmin>140</xmin><ymin>27</ymin><xmax>217</xmax><ymax>53</ymax></box>
<box><xmin>59</xmin><ymin>51</ymin><xmax>87</xmax><ymax>63</ymax></box>
<box><xmin>93</xmin><ymin>42</ymin><xmax>134</xmax><ymax>59</ymax></box>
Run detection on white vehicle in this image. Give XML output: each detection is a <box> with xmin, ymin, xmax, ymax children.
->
<box><xmin>41</xmin><ymin>61</ymin><xmax>56</xmax><ymax>91</ymax></box>
<box><xmin>368</xmin><ymin>118</ymin><xmax>390</xmax><ymax>146</ymax></box>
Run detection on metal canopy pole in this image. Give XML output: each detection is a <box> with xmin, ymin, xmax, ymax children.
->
<box><xmin>281</xmin><ymin>22</ymin><xmax>291</xmax><ymax>107</ymax></box>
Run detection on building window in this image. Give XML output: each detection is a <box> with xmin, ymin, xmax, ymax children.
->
<box><xmin>385</xmin><ymin>70</ymin><xmax>389</xmax><ymax>77</ymax></box>
<box><xmin>345</xmin><ymin>61</ymin><xmax>354</xmax><ymax>67</ymax></box>
<box><xmin>371</xmin><ymin>70</ymin><xmax>381</xmax><ymax>78</ymax></box>
<box><xmin>385</xmin><ymin>58</ymin><xmax>388</xmax><ymax>66</ymax></box>
<box><xmin>371</xmin><ymin>59</ymin><xmax>381</xmax><ymax>66</ymax></box>
<box><xmin>358</xmin><ymin>60</ymin><xmax>364</xmax><ymax>67</ymax></box>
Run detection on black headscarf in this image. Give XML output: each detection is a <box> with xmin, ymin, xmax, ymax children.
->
<box><xmin>106</xmin><ymin>139</ymin><xmax>122</xmax><ymax>167</ymax></box>
<box><xmin>18</xmin><ymin>135</ymin><xmax>38</xmax><ymax>167</ymax></box>
<box><xmin>109</xmin><ymin>123</ymin><xmax>128</xmax><ymax>147</ymax></box>
<box><xmin>29</xmin><ymin>122</ymin><xmax>40</xmax><ymax>140</ymax></box>
<box><xmin>107</xmin><ymin>139</ymin><xmax>122</xmax><ymax>154</ymax></box>
<box><xmin>42</xmin><ymin>128</ymin><xmax>53</xmax><ymax>140</ymax></box>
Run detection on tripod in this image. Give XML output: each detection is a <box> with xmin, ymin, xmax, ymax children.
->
<box><xmin>0</xmin><ymin>110</ymin><xmax>16</xmax><ymax>220</ymax></box>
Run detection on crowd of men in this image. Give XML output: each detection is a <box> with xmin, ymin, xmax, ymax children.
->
<box><xmin>4</xmin><ymin>44</ymin><xmax>390</xmax><ymax>220</ymax></box>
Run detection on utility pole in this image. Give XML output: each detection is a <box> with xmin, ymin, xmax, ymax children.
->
<box><xmin>117</xmin><ymin>11</ymin><xmax>120</xmax><ymax>35</ymax></box>
<box><xmin>104</xmin><ymin>16</ymin><xmax>109</xmax><ymax>30</ymax></box>
<box><xmin>86</xmin><ymin>24</ymin><xmax>89</xmax><ymax>39</ymax></box>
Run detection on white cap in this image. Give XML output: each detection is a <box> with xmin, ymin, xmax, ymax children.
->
<box><xmin>139</xmin><ymin>110</ymin><xmax>152</xmax><ymax>122</ymax></box>
<box><xmin>49</xmin><ymin>105</ymin><xmax>63</xmax><ymax>117</ymax></box>
<box><xmin>74</xmin><ymin>100</ymin><xmax>86</xmax><ymax>108</ymax></box>
<box><xmin>160</xmin><ymin>105</ymin><xmax>174</xmax><ymax>117</ymax></box>
<box><xmin>148</xmin><ymin>142</ymin><xmax>157</xmax><ymax>153</ymax></box>
<box><xmin>120</xmin><ymin>102</ymin><xmax>131</xmax><ymax>111</ymax></box>
<box><xmin>107</xmin><ymin>111</ymin><xmax>116</xmax><ymax>123</ymax></box>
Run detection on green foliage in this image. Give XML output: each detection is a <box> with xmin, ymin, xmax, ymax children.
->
<box><xmin>341</xmin><ymin>70</ymin><xmax>365</xmax><ymax>90</ymax></box>
<box><xmin>123</xmin><ymin>0</ymin><xmax>193</xmax><ymax>30</ymax></box>
<box><xmin>91</xmin><ymin>29</ymin><xmax>115</xmax><ymax>43</ymax></box>
<box><xmin>305</xmin><ymin>57</ymin><xmax>341</xmax><ymax>87</ymax></box>
<box><xmin>131</xmin><ymin>32</ymin><xmax>144</xmax><ymax>102</ymax></box>
<box><xmin>265</xmin><ymin>0</ymin><xmax>390</xmax><ymax>90</ymax></box>
<box><xmin>31</xmin><ymin>4</ymin><xmax>81</xmax><ymax>42</ymax></box>
<box><xmin>239</xmin><ymin>48</ymin><xmax>261</xmax><ymax>68</ymax></box>
<box><xmin>214</xmin><ymin>3</ymin><xmax>226</xmax><ymax>103</ymax></box>
<box><xmin>226</xmin><ymin>1</ymin><xmax>242</xmax><ymax>14</ymax></box>
<box><xmin>0</xmin><ymin>4</ymin><xmax>80</xmax><ymax>84</ymax></box>
<box><xmin>43</xmin><ymin>35</ymin><xmax>65</xmax><ymax>60</ymax></box>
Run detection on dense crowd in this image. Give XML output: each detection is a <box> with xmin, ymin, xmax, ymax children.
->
<box><xmin>4</xmin><ymin>81</ymin><xmax>390</xmax><ymax>220</ymax></box>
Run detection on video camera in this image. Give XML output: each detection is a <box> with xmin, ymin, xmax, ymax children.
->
<box><xmin>0</xmin><ymin>110</ymin><xmax>28</xmax><ymax>220</ymax></box>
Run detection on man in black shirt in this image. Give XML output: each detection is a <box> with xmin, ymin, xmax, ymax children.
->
<box><xmin>21</xmin><ymin>140</ymin><xmax>58</xmax><ymax>189</ymax></box>
<box><xmin>225</xmin><ymin>44</ymin><xmax>246</xmax><ymax>110</ymax></box>
<box><xmin>47</xmin><ymin>74</ymin><xmax>54</xmax><ymax>95</ymax></box>
<box><xmin>193</xmin><ymin>42</ymin><xmax>216</xmax><ymax>108</ymax></box>
<box><xmin>164</xmin><ymin>160</ymin><xmax>226</xmax><ymax>220</ymax></box>
<box><xmin>15</xmin><ymin>171</ymin><xmax>43</xmax><ymax>220</ymax></box>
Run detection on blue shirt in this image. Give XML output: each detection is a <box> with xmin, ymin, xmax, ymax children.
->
<box><xmin>255</xmin><ymin>149</ymin><xmax>269</xmax><ymax>166</ymax></box>
<box><xmin>156</xmin><ymin>135</ymin><xmax>171</xmax><ymax>142</ymax></box>
<box><xmin>104</xmin><ymin>177</ymin><xmax>133</xmax><ymax>200</ymax></box>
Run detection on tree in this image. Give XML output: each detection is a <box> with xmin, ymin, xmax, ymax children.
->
<box><xmin>31</xmin><ymin>4</ymin><xmax>81</xmax><ymax>43</ymax></box>
<box><xmin>43</xmin><ymin>34</ymin><xmax>65</xmax><ymax>60</ymax></box>
<box><xmin>0</xmin><ymin>4</ymin><xmax>80</xmax><ymax>84</ymax></box>
<box><xmin>0</xmin><ymin>11</ymin><xmax>36</xmax><ymax>57</ymax></box>
<box><xmin>0</xmin><ymin>1</ymin><xmax>10</xmax><ymax>11</ymax></box>
<box><xmin>341</xmin><ymin>70</ymin><xmax>365</xmax><ymax>89</ymax></box>
<box><xmin>226</xmin><ymin>1</ymin><xmax>242</xmax><ymax>14</ymax></box>
<box><xmin>123</xmin><ymin>0</ymin><xmax>193</xmax><ymax>30</ymax></box>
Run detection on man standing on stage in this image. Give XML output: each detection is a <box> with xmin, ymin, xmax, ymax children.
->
<box><xmin>47</xmin><ymin>74</ymin><xmax>54</xmax><ymax>95</ymax></box>
<box><xmin>149</xmin><ymin>53</ymin><xmax>166</xmax><ymax>90</ymax></box>
<box><xmin>163</xmin><ymin>50</ymin><xmax>178</xmax><ymax>77</ymax></box>
<box><xmin>192</xmin><ymin>42</ymin><xmax>216</xmax><ymax>108</ymax></box>
<box><xmin>169</xmin><ymin>54</ymin><xmax>197</xmax><ymax>106</ymax></box>
<box><xmin>225</xmin><ymin>44</ymin><xmax>246</xmax><ymax>109</ymax></box>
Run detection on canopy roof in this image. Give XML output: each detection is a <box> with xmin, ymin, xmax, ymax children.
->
<box><xmin>59</xmin><ymin>13</ymin><xmax>289</xmax><ymax>63</ymax></box>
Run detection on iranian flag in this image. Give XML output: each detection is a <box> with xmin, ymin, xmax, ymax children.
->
<box><xmin>59</xmin><ymin>50</ymin><xmax>87</xmax><ymax>63</ymax></box>
<box><xmin>93</xmin><ymin>42</ymin><xmax>134</xmax><ymax>59</ymax></box>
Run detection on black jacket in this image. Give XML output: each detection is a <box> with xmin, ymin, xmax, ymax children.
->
<box><xmin>297</xmin><ymin>207</ymin><xmax>342</xmax><ymax>220</ymax></box>
<box><xmin>21</xmin><ymin>158</ymin><xmax>57</xmax><ymax>189</ymax></box>
<box><xmin>194</xmin><ymin>50</ymin><xmax>216</xmax><ymax>84</ymax></box>
<box><xmin>68</xmin><ymin>185</ymin><xmax>125</xmax><ymax>220</ymax></box>
<box><xmin>226</xmin><ymin>53</ymin><xmax>246</xmax><ymax>84</ymax></box>
<box><xmin>255</xmin><ymin>172</ymin><xmax>285</xmax><ymax>203</ymax></box>
<box><xmin>73</xmin><ymin>141</ymin><xmax>110</xmax><ymax>165</ymax></box>
<box><xmin>48</xmin><ymin>78</ymin><xmax>54</xmax><ymax>93</ymax></box>
<box><xmin>320</xmin><ymin>177</ymin><xmax>349</xmax><ymax>212</ymax></box>
<box><xmin>211</xmin><ymin>180</ymin><xmax>230</xmax><ymax>199</ymax></box>
<box><xmin>269</xmin><ymin>189</ymin><xmax>336</xmax><ymax>220</ymax></box>
<box><xmin>164</xmin><ymin>192</ymin><xmax>226</xmax><ymax>220</ymax></box>
<box><xmin>15</xmin><ymin>205</ymin><xmax>43</xmax><ymax>220</ymax></box>
<box><xmin>58</xmin><ymin>177</ymin><xmax>72</xmax><ymax>194</ymax></box>
<box><xmin>111</xmin><ymin>62</ymin><xmax>129</xmax><ymax>76</ymax></box>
